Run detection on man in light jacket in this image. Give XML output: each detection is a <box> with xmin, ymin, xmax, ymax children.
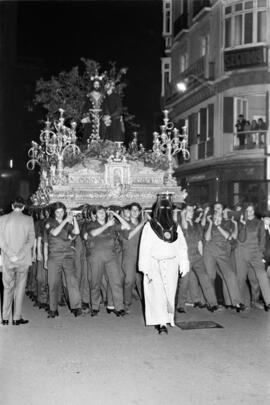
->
<box><xmin>0</xmin><ymin>197</ymin><xmax>35</xmax><ymax>325</ymax></box>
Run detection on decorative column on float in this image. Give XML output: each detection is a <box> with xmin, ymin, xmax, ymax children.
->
<box><xmin>27</xmin><ymin>108</ymin><xmax>80</xmax><ymax>184</ymax></box>
<box><xmin>152</xmin><ymin>109</ymin><xmax>190</xmax><ymax>185</ymax></box>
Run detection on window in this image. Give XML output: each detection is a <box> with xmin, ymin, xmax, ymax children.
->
<box><xmin>179</xmin><ymin>53</ymin><xmax>188</xmax><ymax>73</ymax></box>
<box><xmin>163</xmin><ymin>0</ymin><xmax>172</xmax><ymax>35</ymax></box>
<box><xmin>257</xmin><ymin>10</ymin><xmax>266</xmax><ymax>41</ymax></box>
<box><xmin>201</xmin><ymin>35</ymin><xmax>209</xmax><ymax>56</ymax></box>
<box><xmin>224</xmin><ymin>0</ymin><xmax>267</xmax><ymax>48</ymax></box>
<box><xmin>161</xmin><ymin>57</ymin><xmax>171</xmax><ymax>97</ymax></box>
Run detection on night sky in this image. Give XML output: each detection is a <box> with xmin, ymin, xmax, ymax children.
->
<box><xmin>17</xmin><ymin>0</ymin><xmax>163</xmax><ymax>147</ymax></box>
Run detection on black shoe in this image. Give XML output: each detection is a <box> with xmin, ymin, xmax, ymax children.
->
<box><xmin>264</xmin><ymin>304</ymin><xmax>270</xmax><ymax>311</ymax></box>
<box><xmin>106</xmin><ymin>308</ymin><xmax>115</xmax><ymax>314</ymax></box>
<box><xmin>177</xmin><ymin>307</ymin><xmax>186</xmax><ymax>313</ymax></box>
<box><xmin>72</xmin><ymin>308</ymin><xmax>83</xmax><ymax>317</ymax></box>
<box><xmin>82</xmin><ymin>302</ymin><xmax>89</xmax><ymax>310</ymax></box>
<box><xmin>47</xmin><ymin>310</ymin><xmax>59</xmax><ymax>319</ymax></box>
<box><xmin>1</xmin><ymin>320</ymin><xmax>9</xmax><ymax>325</ymax></box>
<box><xmin>236</xmin><ymin>303</ymin><xmax>245</xmax><ymax>313</ymax></box>
<box><xmin>91</xmin><ymin>309</ymin><xmax>99</xmax><ymax>317</ymax></box>
<box><xmin>114</xmin><ymin>309</ymin><xmax>125</xmax><ymax>317</ymax></box>
<box><xmin>12</xmin><ymin>318</ymin><xmax>29</xmax><ymax>325</ymax></box>
<box><xmin>158</xmin><ymin>325</ymin><xmax>168</xmax><ymax>335</ymax></box>
<box><xmin>207</xmin><ymin>305</ymin><xmax>218</xmax><ymax>312</ymax></box>
<box><xmin>194</xmin><ymin>302</ymin><xmax>206</xmax><ymax>309</ymax></box>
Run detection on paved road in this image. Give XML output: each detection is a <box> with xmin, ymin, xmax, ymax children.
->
<box><xmin>0</xmin><ymin>297</ymin><xmax>269</xmax><ymax>405</ymax></box>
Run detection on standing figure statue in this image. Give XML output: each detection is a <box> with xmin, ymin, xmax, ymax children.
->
<box><xmin>81</xmin><ymin>78</ymin><xmax>105</xmax><ymax>143</ymax></box>
<box><xmin>102</xmin><ymin>81</ymin><xmax>125</xmax><ymax>142</ymax></box>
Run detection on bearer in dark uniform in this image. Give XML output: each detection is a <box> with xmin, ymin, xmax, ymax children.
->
<box><xmin>44</xmin><ymin>202</ymin><xmax>82</xmax><ymax>318</ymax></box>
<box><xmin>203</xmin><ymin>202</ymin><xmax>244</xmax><ymax>312</ymax></box>
<box><xmin>83</xmin><ymin>206</ymin><xmax>130</xmax><ymax>317</ymax></box>
<box><xmin>121</xmin><ymin>203</ymin><xmax>148</xmax><ymax>313</ymax></box>
<box><xmin>176</xmin><ymin>203</ymin><xmax>218</xmax><ymax>313</ymax></box>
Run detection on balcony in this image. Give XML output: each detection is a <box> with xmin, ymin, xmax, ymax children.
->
<box><xmin>175</xmin><ymin>56</ymin><xmax>206</xmax><ymax>86</ymax></box>
<box><xmin>233</xmin><ymin>130</ymin><xmax>266</xmax><ymax>150</ymax></box>
<box><xmin>192</xmin><ymin>0</ymin><xmax>212</xmax><ymax>21</ymax></box>
<box><xmin>173</xmin><ymin>13</ymin><xmax>188</xmax><ymax>38</ymax></box>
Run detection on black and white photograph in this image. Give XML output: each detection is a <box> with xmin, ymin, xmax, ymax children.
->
<box><xmin>0</xmin><ymin>0</ymin><xmax>269</xmax><ymax>404</ymax></box>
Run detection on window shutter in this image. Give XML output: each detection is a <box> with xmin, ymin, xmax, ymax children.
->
<box><xmin>208</xmin><ymin>104</ymin><xmax>214</xmax><ymax>140</ymax></box>
<box><xmin>223</xmin><ymin>97</ymin><xmax>234</xmax><ymax>132</ymax></box>
<box><xmin>200</xmin><ymin>108</ymin><xmax>207</xmax><ymax>141</ymax></box>
<box><xmin>188</xmin><ymin>113</ymin><xmax>198</xmax><ymax>146</ymax></box>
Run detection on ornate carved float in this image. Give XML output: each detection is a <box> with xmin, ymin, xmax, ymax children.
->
<box><xmin>28</xmin><ymin>110</ymin><xmax>189</xmax><ymax>208</ymax></box>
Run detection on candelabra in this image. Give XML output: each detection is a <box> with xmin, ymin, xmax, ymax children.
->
<box><xmin>27</xmin><ymin>109</ymin><xmax>80</xmax><ymax>181</ymax></box>
<box><xmin>26</xmin><ymin>141</ymin><xmax>47</xmax><ymax>171</ymax></box>
<box><xmin>153</xmin><ymin>110</ymin><xmax>190</xmax><ymax>185</ymax></box>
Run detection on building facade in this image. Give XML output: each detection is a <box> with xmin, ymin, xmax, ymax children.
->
<box><xmin>161</xmin><ymin>0</ymin><xmax>270</xmax><ymax>212</ymax></box>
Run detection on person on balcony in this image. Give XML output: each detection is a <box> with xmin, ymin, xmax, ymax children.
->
<box><xmin>258</xmin><ymin>118</ymin><xmax>267</xmax><ymax>146</ymax></box>
<box><xmin>235</xmin><ymin>114</ymin><xmax>246</xmax><ymax>149</ymax></box>
<box><xmin>249</xmin><ymin>119</ymin><xmax>259</xmax><ymax>148</ymax></box>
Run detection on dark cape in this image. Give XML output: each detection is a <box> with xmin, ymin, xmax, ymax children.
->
<box><xmin>102</xmin><ymin>91</ymin><xmax>125</xmax><ymax>142</ymax></box>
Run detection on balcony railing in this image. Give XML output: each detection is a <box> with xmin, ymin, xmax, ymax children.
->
<box><xmin>233</xmin><ymin>130</ymin><xmax>266</xmax><ymax>150</ymax></box>
<box><xmin>192</xmin><ymin>0</ymin><xmax>212</xmax><ymax>19</ymax></box>
<box><xmin>173</xmin><ymin>13</ymin><xmax>188</xmax><ymax>37</ymax></box>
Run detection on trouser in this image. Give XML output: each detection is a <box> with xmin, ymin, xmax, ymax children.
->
<box><xmin>176</xmin><ymin>272</ymin><xmax>190</xmax><ymax>308</ymax></box>
<box><xmin>190</xmin><ymin>258</ymin><xmax>217</xmax><ymax>306</ymax></box>
<box><xmin>2</xmin><ymin>265</ymin><xmax>29</xmax><ymax>321</ymax></box>
<box><xmin>105</xmin><ymin>251</ymin><xmax>124</xmax><ymax>308</ymax></box>
<box><xmin>26</xmin><ymin>262</ymin><xmax>38</xmax><ymax>297</ymax></box>
<box><xmin>88</xmin><ymin>251</ymin><xmax>124</xmax><ymax>311</ymax></box>
<box><xmin>188</xmin><ymin>270</ymin><xmax>205</xmax><ymax>304</ymax></box>
<box><xmin>235</xmin><ymin>247</ymin><xmax>270</xmax><ymax>306</ymax></box>
<box><xmin>47</xmin><ymin>256</ymin><xmax>81</xmax><ymax>311</ymax></box>
<box><xmin>80</xmin><ymin>251</ymin><xmax>90</xmax><ymax>304</ymax></box>
<box><xmin>36</xmin><ymin>260</ymin><xmax>48</xmax><ymax>304</ymax></box>
<box><xmin>122</xmin><ymin>253</ymin><xmax>141</xmax><ymax>309</ymax></box>
<box><xmin>203</xmin><ymin>249</ymin><xmax>242</xmax><ymax>306</ymax></box>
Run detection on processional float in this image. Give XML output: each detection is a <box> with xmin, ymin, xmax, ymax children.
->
<box><xmin>27</xmin><ymin>108</ymin><xmax>189</xmax><ymax>209</ymax></box>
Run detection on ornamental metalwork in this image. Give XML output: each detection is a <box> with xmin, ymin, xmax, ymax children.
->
<box><xmin>152</xmin><ymin>110</ymin><xmax>190</xmax><ymax>185</ymax></box>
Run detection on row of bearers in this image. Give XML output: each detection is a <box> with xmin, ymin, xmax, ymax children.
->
<box><xmin>1</xmin><ymin>196</ymin><xmax>270</xmax><ymax>334</ymax></box>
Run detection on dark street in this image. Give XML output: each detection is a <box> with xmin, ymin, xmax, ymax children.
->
<box><xmin>1</xmin><ymin>297</ymin><xmax>269</xmax><ymax>405</ymax></box>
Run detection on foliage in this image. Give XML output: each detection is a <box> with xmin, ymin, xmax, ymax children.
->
<box><xmin>62</xmin><ymin>139</ymin><xmax>169</xmax><ymax>171</ymax></box>
<box><xmin>33</xmin><ymin>59</ymin><xmax>137</xmax><ymax>127</ymax></box>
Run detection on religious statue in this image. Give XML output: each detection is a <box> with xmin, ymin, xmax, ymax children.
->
<box><xmin>81</xmin><ymin>78</ymin><xmax>105</xmax><ymax>142</ymax></box>
<box><xmin>102</xmin><ymin>81</ymin><xmax>125</xmax><ymax>142</ymax></box>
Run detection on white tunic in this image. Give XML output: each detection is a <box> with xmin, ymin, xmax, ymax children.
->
<box><xmin>138</xmin><ymin>222</ymin><xmax>189</xmax><ymax>327</ymax></box>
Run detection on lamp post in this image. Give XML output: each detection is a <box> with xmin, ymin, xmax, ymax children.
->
<box><xmin>176</xmin><ymin>74</ymin><xmax>215</xmax><ymax>94</ymax></box>
<box><xmin>152</xmin><ymin>110</ymin><xmax>190</xmax><ymax>185</ymax></box>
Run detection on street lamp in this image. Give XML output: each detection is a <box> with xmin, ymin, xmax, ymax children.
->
<box><xmin>176</xmin><ymin>74</ymin><xmax>215</xmax><ymax>93</ymax></box>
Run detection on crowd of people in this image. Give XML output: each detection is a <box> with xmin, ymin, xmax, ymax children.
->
<box><xmin>235</xmin><ymin>114</ymin><xmax>266</xmax><ymax>148</ymax></box>
<box><xmin>1</xmin><ymin>195</ymin><xmax>270</xmax><ymax>334</ymax></box>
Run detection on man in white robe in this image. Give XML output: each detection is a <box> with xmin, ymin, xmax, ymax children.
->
<box><xmin>139</xmin><ymin>195</ymin><xmax>189</xmax><ymax>333</ymax></box>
